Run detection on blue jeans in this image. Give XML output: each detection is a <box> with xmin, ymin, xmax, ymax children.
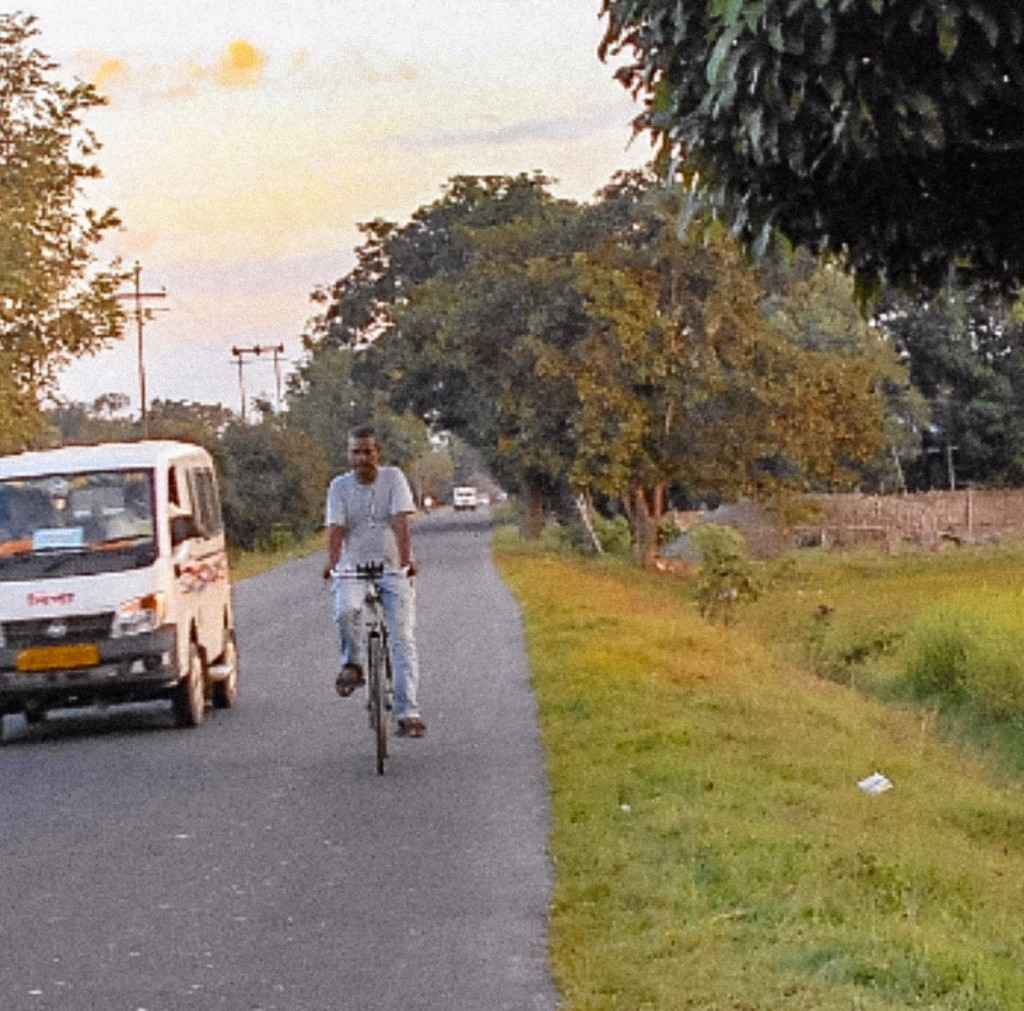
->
<box><xmin>331</xmin><ymin>572</ymin><xmax>420</xmax><ymax>720</ymax></box>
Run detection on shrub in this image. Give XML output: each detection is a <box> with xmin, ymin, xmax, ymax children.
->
<box><xmin>804</xmin><ymin>611</ymin><xmax>902</xmax><ymax>686</ymax></box>
<box><xmin>902</xmin><ymin>607</ymin><xmax>1024</xmax><ymax>721</ymax></box>
<box><xmin>903</xmin><ymin>611</ymin><xmax>973</xmax><ymax>701</ymax></box>
<box><xmin>593</xmin><ymin>513</ymin><xmax>632</xmax><ymax>556</ymax></box>
<box><xmin>690</xmin><ymin>523</ymin><xmax>761</xmax><ymax>625</ymax></box>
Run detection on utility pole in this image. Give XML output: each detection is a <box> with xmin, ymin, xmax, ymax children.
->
<box><xmin>114</xmin><ymin>262</ymin><xmax>167</xmax><ymax>437</ymax></box>
<box><xmin>230</xmin><ymin>343</ymin><xmax>286</xmax><ymax>421</ymax></box>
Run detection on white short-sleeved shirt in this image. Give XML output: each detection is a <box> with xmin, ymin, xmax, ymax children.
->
<box><xmin>325</xmin><ymin>466</ymin><xmax>415</xmax><ymax>568</ymax></box>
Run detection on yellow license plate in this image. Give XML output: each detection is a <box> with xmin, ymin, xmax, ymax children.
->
<box><xmin>17</xmin><ymin>644</ymin><xmax>101</xmax><ymax>672</ymax></box>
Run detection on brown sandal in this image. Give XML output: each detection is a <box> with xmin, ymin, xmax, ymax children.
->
<box><xmin>397</xmin><ymin>717</ymin><xmax>426</xmax><ymax>738</ymax></box>
<box><xmin>335</xmin><ymin>665</ymin><xmax>365</xmax><ymax>697</ymax></box>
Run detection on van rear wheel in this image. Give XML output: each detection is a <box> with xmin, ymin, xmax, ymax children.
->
<box><xmin>172</xmin><ymin>641</ymin><xmax>206</xmax><ymax>727</ymax></box>
<box><xmin>211</xmin><ymin>630</ymin><xmax>238</xmax><ymax>710</ymax></box>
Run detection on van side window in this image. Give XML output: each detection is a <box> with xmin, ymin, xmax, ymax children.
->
<box><xmin>201</xmin><ymin>470</ymin><xmax>224</xmax><ymax>534</ymax></box>
<box><xmin>187</xmin><ymin>468</ymin><xmax>222</xmax><ymax>537</ymax></box>
<box><xmin>168</xmin><ymin>467</ymin><xmax>181</xmax><ymax>507</ymax></box>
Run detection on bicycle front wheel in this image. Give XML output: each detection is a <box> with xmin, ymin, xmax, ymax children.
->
<box><xmin>368</xmin><ymin>632</ymin><xmax>387</xmax><ymax>775</ymax></box>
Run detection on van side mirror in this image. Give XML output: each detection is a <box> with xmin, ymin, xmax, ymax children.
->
<box><xmin>170</xmin><ymin>513</ymin><xmax>200</xmax><ymax>546</ymax></box>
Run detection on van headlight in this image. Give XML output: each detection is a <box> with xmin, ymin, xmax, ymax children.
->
<box><xmin>111</xmin><ymin>592</ymin><xmax>165</xmax><ymax>638</ymax></box>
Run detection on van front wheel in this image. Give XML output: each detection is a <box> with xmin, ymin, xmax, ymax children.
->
<box><xmin>172</xmin><ymin>641</ymin><xmax>206</xmax><ymax>728</ymax></box>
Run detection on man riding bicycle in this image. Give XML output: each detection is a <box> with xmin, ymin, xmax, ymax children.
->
<box><xmin>322</xmin><ymin>425</ymin><xmax>425</xmax><ymax>738</ymax></box>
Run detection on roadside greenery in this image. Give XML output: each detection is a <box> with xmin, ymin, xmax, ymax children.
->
<box><xmin>306</xmin><ymin>171</ymin><xmax>901</xmax><ymax>564</ymax></box>
<box><xmin>745</xmin><ymin>540</ymin><xmax>1024</xmax><ymax>773</ymax></box>
<box><xmin>599</xmin><ymin>1</ymin><xmax>1024</xmax><ymax>294</ymax></box>
<box><xmin>689</xmin><ymin>522</ymin><xmax>761</xmax><ymax>624</ymax></box>
<box><xmin>228</xmin><ymin>529</ymin><xmax>323</xmax><ymax>583</ymax></box>
<box><xmin>495</xmin><ymin>532</ymin><xmax>1024</xmax><ymax>1010</ymax></box>
<box><xmin>0</xmin><ymin>13</ymin><xmax>126</xmax><ymax>450</ymax></box>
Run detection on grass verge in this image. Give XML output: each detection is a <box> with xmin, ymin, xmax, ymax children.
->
<box><xmin>495</xmin><ymin>535</ymin><xmax>1024</xmax><ymax>1010</ymax></box>
<box><xmin>228</xmin><ymin>531</ymin><xmax>323</xmax><ymax>582</ymax></box>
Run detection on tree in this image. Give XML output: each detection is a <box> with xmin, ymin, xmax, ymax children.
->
<box><xmin>600</xmin><ymin>1</ymin><xmax>1024</xmax><ymax>293</ymax></box>
<box><xmin>147</xmin><ymin>399</ymin><xmax>236</xmax><ymax>438</ymax></box>
<box><xmin>407</xmin><ymin>445</ymin><xmax>455</xmax><ymax>506</ymax></box>
<box><xmin>881</xmin><ymin>283</ymin><xmax>1024</xmax><ymax>487</ymax></box>
<box><xmin>285</xmin><ymin>346</ymin><xmax>430</xmax><ymax>476</ymax></box>
<box><xmin>551</xmin><ymin>218</ymin><xmax>889</xmax><ymax>565</ymax></box>
<box><xmin>219</xmin><ymin>421</ymin><xmax>330</xmax><ymax>550</ymax></box>
<box><xmin>304</xmin><ymin>173</ymin><xmax>584</xmax><ymax>524</ymax></box>
<box><xmin>764</xmin><ymin>256</ymin><xmax>930</xmax><ymax>492</ymax></box>
<box><xmin>0</xmin><ymin>13</ymin><xmax>126</xmax><ymax>450</ymax></box>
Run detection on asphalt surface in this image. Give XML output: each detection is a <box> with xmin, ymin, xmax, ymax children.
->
<box><xmin>0</xmin><ymin>510</ymin><xmax>558</xmax><ymax>1011</ymax></box>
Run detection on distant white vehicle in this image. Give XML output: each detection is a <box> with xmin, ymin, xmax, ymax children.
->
<box><xmin>452</xmin><ymin>486</ymin><xmax>478</xmax><ymax>511</ymax></box>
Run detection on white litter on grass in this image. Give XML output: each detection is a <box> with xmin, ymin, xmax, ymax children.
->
<box><xmin>858</xmin><ymin>772</ymin><xmax>894</xmax><ymax>795</ymax></box>
<box><xmin>620</xmin><ymin>804</ymin><xmax>632</xmax><ymax>813</ymax></box>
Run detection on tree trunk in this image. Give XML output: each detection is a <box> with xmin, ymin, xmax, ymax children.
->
<box><xmin>575</xmin><ymin>491</ymin><xmax>604</xmax><ymax>554</ymax></box>
<box><xmin>521</xmin><ymin>478</ymin><xmax>545</xmax><ymax>540</ymax></box>
<box><xmin>630</xmin><ymin>482</ymin><xmax>666</xmax><ymax>568</ymax></box>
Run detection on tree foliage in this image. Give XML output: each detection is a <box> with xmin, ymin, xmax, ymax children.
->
<box><xmin>219</xmin><ymin>421</ymin><xmax>330</xmax><ymax>550</ymax></box>
<box><xmin>881</xmin><ymin>283</ymin><xmax>1024</xmax><ymax>487</ymax></box>
<box><xmin>0</xmin><ymin>13</ymin><xmax>126</xmax><ymax>450</ymax></box>
<box><xmin>304</xmin><ymin>173</ymin><xmax>584</xmax><ymax>500</ymax></box>
<box><xmin>303</xmin><ymin>171</ymin><xmax>894</xmax><ymax>561</ymax></box>
<box><xmin>284</xmin><ymin>346</ymin><xmax>430</xmax><ymax>476</ymax></box>
<box><xmin>600</xmin><ymin>0</ymin><xmax>1024</xmax><ymax>293</ymax></box>
<box><xmin>544</xmin><ymin>193</ymin><xmax>890</xmax><ymax>563</ymax></box>
<box><xmin>764</xmin><ymin>254</ymin><xmax>930</xmax><ymax>491</ymax></box>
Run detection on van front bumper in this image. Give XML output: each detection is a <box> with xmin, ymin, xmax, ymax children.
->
<box><xmin>0</xmin><ymin>625</ymin><xmax>179</xmax><ymax>711</ymax></box>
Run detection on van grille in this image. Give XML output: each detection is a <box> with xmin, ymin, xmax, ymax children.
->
<box><xmin>3</xmin><ymin>612</ymin><xmax>115</xmax><ymax>649</ymax></box>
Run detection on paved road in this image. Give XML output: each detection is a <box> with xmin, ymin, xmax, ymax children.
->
<box><xmin>0</xmin><ymin>511</ymin><xmax>557</xmax><ymax>1011</ymax></box>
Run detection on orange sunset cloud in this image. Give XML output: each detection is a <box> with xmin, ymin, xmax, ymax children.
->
<box><xmin>91</xmin><ymin>57</ymin><xmax>128</xmax><ymax>91</ymax></box>
<box><xmin>215</xmin><ymin>40</ymin><xmax>267</xmax><ymax>88</ymax></box>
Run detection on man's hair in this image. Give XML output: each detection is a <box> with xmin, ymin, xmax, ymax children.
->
<box><xmin>349</xmin><ymin>424</ymin><xmax>379</xmax><ymax>444</ymax></box>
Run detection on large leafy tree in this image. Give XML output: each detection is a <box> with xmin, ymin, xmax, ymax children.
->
<box><xmin>284</xmin><ymin>346</ymin><xmax>430</xmax><ymax>476</ymax></box>
<box><xmin>764</xmin><ymin>256</ymin><xmax>930</xmax><ymax>492</ymax></box>
<box><xmin>306</xmin><ymin>169</ymin><xmax>896</xmax><ymax>558</ymax></box>
<box><xmin>600</xmin><ymin>1</ymin><xmax>1024</xmax><ymax>293</ymax></box>
<box><xmin>881</xmin><ymin>284</ymin><xmax>1024</xmax><ymax>487</ymax></box>
<box><xmin>218</xmin><ymin>421</ymin><xmax>330</xmax><ymax>550</ymax></box>
<box><xmin>304</xmin><ymin>173</ymin><xmax>582</xmax><ymax>515</ymax></box>
<box><xmin>0</xmin><ymin>13</ymin><xmax>126</xmax><ymax>450</ymax></box>
<box><xmin>546</xmin><ymin>204</ymin><xmax>889</xmax><ymax>564</ymax></box>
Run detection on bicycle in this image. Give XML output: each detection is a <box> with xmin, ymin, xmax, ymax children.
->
<box><xmin>331</xmin><ymin>562</ymin><xmax>395</xmax><ymax>775</ymax></box>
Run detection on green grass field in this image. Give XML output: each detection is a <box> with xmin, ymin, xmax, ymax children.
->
<box><xmin>495</xmin><ymin>534</ymin><xmax>1024</xmax><ymax>1010</ymax></box>
<box><xmin>228</xmin><ymin>530</ymin><xmax>324</xmax><ymax>582</ymax></box>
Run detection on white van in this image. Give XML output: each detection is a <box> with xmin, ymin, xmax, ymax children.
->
<box><xmin>0</xmin><ymin>441</ymin><xmax>238</xmax><ymax>734</ymax></box>
<box><xmin>452</xmin><ymin>486</ymin><xmax>478</xmax><ymax>511</ymax></box>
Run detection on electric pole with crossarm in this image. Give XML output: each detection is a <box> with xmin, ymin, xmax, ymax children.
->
<box><xmin>230</xmin><ymin>343</ymin><xmax>286</xmax><ymax>422</ymax></box>
<box><xmin>114</xmin><ymin>261</ymin><xmax>167</xmax><ymax>437</ymax></box>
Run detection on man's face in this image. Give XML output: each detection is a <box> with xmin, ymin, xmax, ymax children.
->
<box><xmin>348</xmin><ymin>436</ymin><xmax>381</xmax><ymax>481</ymax></box>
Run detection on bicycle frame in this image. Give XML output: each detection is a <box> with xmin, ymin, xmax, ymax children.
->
<box><xmin>331</xmin><ymin>562</ymin><xmax>396</xmax><ymax>774</ymax></box>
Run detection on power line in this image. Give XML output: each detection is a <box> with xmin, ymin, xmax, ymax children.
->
<box><xmin>114</xmin><ymin>261</ymin><xmax>168</xmax><ymax>437</ymax></box>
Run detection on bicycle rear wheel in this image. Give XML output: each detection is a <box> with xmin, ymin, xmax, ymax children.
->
<box><xmin>368</xmin><ymin>632</ymin><xmax>387</xmax><ymax>775</ymax></box>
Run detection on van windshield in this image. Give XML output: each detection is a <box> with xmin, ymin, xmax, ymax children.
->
<box><xmin>0</xmin><ymin>469</ymin><xmax>157</xmax><ymax>581</ymax></box>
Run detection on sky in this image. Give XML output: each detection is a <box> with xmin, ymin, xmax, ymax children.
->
<box><xmin>20</xmin><ymin>0</ymin><xmax>654</xmax><ymax>417</ymax></box>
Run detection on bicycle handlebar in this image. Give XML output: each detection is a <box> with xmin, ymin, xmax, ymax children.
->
<box><xmin>327</xmin><ymin>564</ymin><xmax>412</xmax><ymax>580</ymax></box>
